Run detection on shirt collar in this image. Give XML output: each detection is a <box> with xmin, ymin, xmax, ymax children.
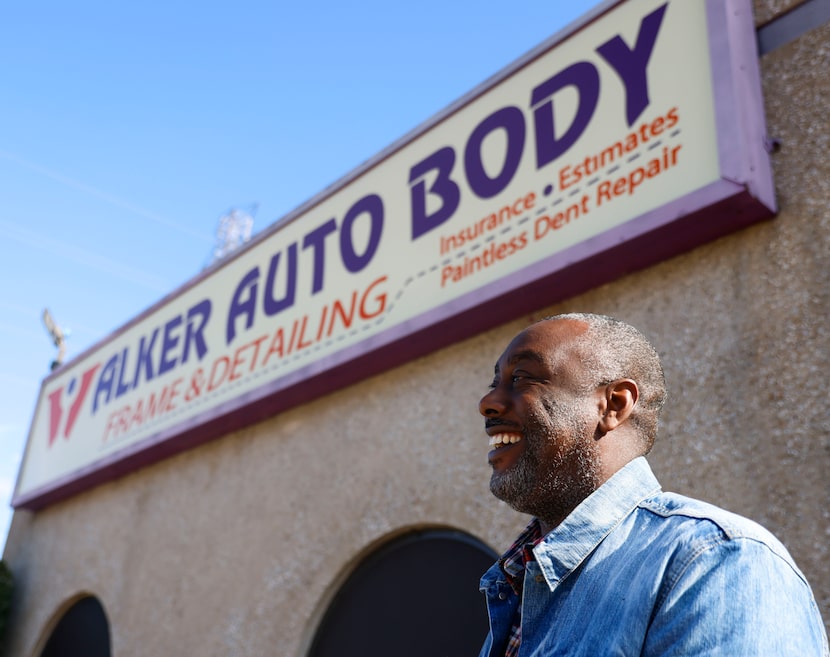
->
<box><xmin>498</xmin><ymin>518</ymin><xmax>543</xmax><ymax>594</ymax></box>
<box><xmin>531</xmin><ymin>457</ymin><xmax>662</xmax><ymax>588</ymax></box>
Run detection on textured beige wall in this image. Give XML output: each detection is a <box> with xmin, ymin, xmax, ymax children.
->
<box><xmin>754</xmin><ymin>0</ymin><xmax>804</xmax><ymax>25</ymax></box>
<box><xmin>4</xmin><ymin>5</ymin><xmax>829</xmax><ymax>656</ymax></box>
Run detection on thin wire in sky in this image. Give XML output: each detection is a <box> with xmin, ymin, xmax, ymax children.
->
<box><xmin>0</xmin><ymin>149</ymin><xmax>213</xmax><ymax>243</ymax></box>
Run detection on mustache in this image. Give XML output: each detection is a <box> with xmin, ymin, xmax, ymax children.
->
<box><xmin>485</xmin><ymin>418</ymin><xmax>520</xmax><ymax>430</ymax></box>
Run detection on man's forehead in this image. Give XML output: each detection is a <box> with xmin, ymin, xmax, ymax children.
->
<box><xmin>495</xmin><ymin>320</ymin><xmax>587</xmax><ymax>369</ymax></box>
<box><xmin>494</xmin><ymin>347</ymin><xmax>546</xmax><ymax>372</ymax></box>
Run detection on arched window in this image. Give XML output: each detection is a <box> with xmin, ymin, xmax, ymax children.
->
<box><xmin>39</xmin><ymin>595</ymin><xmax>111</xmax><ymax>657</ymax></box>
<box><xmin>308</xmin><ymin>528</ymin><xmax>496</xmax><ymax>657</ymax></box>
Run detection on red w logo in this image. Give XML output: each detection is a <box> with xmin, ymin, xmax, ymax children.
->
<box><xmin>46</xmin><ymin>364</ymin><xmax>101</xmax><ymax>447</ymax></box>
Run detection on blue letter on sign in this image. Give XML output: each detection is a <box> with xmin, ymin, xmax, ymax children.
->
<box><xmin>409</xmin><ymin>146</ymin><xmax>460</xmax><ymax>240</ymax></box>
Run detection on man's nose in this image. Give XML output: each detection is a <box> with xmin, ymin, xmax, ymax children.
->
<box><xmin>479</xmin><ymin>387</ymin><xmax>507</xmax><ymax>417</ymax></box>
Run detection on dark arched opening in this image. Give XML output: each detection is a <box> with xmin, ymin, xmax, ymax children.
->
<box><xmin>308</xmin><ymin>528</ymin><xmax>496</xmax><ymax>657</ymax></box>
<box><xmin>40</xmin><ymin>595</ymin><xmax>111</xmax><ymax>657</ymax></box>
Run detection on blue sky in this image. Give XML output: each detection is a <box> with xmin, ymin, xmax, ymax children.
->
<box><xmin>0</xmin><ymin>0</ymin><xmax>602</xmax><ymax>549</ymax></box>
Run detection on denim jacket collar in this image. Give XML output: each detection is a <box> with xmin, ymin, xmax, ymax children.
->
<box><xmin>531</xmin><ymin>457</ymin><xmax>661</xmax><ymax>589</ymax></box>
<box><xmin>478</xmin><ymin>457</ymin><xmax>830</xmax><ymax>656</ymax></box>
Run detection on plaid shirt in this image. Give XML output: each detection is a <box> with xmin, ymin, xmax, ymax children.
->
<box><xmin>498</xmin><ymin>519</ymin><xmax>544</xmax><ymax>657</ymax></box>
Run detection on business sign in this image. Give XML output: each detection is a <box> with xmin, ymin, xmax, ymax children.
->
<box><xmin>14</xmin><ymin>0</ymin><xmax>773</xmax><ymax>509</ymax></box>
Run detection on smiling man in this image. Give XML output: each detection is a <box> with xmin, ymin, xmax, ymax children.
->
<box><xmin>477</xmin><ymin>313</ymin><xmax>828</xmax><ymax>657</ymax></box>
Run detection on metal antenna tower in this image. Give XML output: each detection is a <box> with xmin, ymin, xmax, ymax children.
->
<box><xmin>209</xmin><ymin>204</ymin><xmax>257</xmax><ymax>265</ymax></box>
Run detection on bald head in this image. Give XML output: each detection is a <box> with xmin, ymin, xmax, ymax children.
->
<box><xmin>536</xmin><ymin>313</ymin><xmax>666</xmax><ymax>451</ymax></box>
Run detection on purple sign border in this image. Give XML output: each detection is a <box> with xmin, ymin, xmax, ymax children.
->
<box><xmin>14</xmin><ymin>0</ymin><xmax>773</xmax><ymax>510</ymax></box>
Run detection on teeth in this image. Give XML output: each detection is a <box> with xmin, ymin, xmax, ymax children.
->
<box><xmin>488</xmin><ymin>433</ymin><xmax>522</xmax><ymax>447</ymax></box>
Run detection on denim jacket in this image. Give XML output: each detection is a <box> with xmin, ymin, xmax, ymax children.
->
<box><xmin>479</xmin><ymin>457</ymin><xmax>829</xmax><ymax>656</ymax></box>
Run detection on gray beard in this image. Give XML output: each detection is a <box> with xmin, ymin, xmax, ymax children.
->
<box><xmin>490</xmin><ymin>405</ymin><xmax>601</xmax><ymax>527</ymax></box>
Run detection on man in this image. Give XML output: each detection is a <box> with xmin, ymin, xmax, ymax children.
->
<box><xmin>478</xmin><ymin>313</ymin><xmax>828</xmax><ymax>656</ymax></box>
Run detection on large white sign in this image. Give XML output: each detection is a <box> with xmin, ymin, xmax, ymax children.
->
<box><xmin>15</xmin><ymin>0</ymin><xmax>773</xmax><ymax>508</ymax></box>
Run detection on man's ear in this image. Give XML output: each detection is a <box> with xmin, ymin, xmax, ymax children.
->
<box><xmin>598</xmin><ymin>379</ymin><xmax>638</xmax><ymax>434</ymax></box>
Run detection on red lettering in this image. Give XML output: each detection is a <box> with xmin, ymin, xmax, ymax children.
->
<box><xmin>208</xmin><ymin>357</ymin><xmax>230</xmax><ymax>391</ymax></box>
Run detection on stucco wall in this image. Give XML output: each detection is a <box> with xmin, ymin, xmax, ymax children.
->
<box><xmin>755</xmin><ymin>0</ymin><xmax>803</xmax><ymax>24</ymax></box>
<box><xmin>3</xmin><ymin>2</ymin><xmax>828</xmax><ymax>655</ymax></box>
